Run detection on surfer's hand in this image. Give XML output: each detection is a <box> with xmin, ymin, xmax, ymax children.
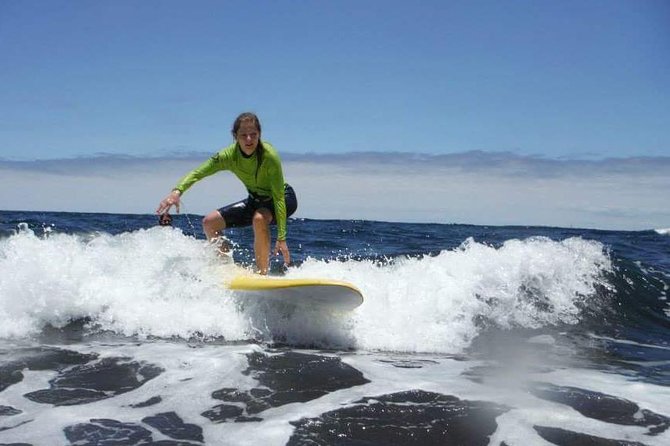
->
<box><xmin>156</xmin><ymin>190</ymin><xmax>181</xmax><ymax>214</ymax></box>
<box><xmin>274</xmin><ymin>240</ymin><xmax>290</xmax><ymax>266</ymax></box>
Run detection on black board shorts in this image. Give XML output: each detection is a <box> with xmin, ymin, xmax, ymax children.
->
<box><xmin>217</xmin><ymin>184</ymin><xmax>297</xmax><ymax>228</ymax></box>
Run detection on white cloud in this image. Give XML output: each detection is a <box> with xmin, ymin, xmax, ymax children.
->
<box><xmin>1</xmin><ymin>152</ymin><xmax>668</xmax><ymax>230</ymax></box>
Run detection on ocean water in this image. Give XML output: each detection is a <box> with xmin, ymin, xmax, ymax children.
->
<box><xmin>1</xmin><ymin>210</ymin><xmax>669</xmax><ymax>445</ymax></box>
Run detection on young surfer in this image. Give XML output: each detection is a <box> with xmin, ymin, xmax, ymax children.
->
<box><xmin>156</xmin><ymin>112</ymin><xmax>297</xmax><ymax>274</ymax></box>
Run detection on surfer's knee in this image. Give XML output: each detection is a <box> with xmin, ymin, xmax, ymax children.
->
<box><xmin>202</xmin><ymin>211</ymin><xmax>225</xmax><ymax>238</ymax></box>
<box><xmin>202</xmin><ymin>212</ymin><xmax>218</xmax><ymax>229</ymax></box>
<box><xmin>252</xmin><ymin>210</ymin><xmax>271</xmax><ymax>230</ymax></box>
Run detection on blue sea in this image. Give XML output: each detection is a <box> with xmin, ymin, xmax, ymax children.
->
<box><xmin>1</xmin><ymin>210</ymin><xmax>669</xmax><ymax>445</ymax></box>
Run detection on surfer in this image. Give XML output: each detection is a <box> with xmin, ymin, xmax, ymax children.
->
<box><xmin>156</xmin><ymin>112</ymin><xmax>297</xmax><ymax>274</ymax></box>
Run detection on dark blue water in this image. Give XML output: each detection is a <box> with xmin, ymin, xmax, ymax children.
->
<box><xmin>1</xmin><ymin>210</ymin><xmax>669</xmax><ymax>445</ymax></box>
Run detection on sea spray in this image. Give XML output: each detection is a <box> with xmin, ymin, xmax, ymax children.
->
<box><xmin>1</xmin><ymin>227</ymin><xmax>612</xmax><ymax>351</ymax></box>
<box><xmin>0</xmin><ymin>225</ymin><xmax>248</xmax><ymax>339</ymax></box>
<box><xmin>287</xmin><ymin>236</ymin><xmax>612</xmax><ymax>352</ymax></box>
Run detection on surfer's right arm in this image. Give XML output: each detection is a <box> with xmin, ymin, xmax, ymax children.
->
<box><xmin>156</xmin><ymin>149</ymin><xmax>229</xmax><ymax>214</ymax></box>
<box><xmin>156</xmin><ymin>189</ymin><xmax>182</xmax><ymax>214</ymax></box>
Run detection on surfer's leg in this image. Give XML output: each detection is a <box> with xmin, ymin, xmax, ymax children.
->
<box><xmin>212</xmin><ymin>198</ymin><xmax>254</xmax><ymax>254</ymax></box>
<box><xmin>202</xmin><ymin>210</ymin><xmax>230</xmax><ymax>253</ymax></box>
<box><xmin>252</xmin><ymin>208</ymin><xmax>273</xmax><ymax>274</ymax></box>
<box><xmin>203</xmin><ymin>210</ymin><xmax>226</xmax><ymax>240</ymax></box>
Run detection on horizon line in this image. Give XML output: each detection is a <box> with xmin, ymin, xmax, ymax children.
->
<box><xmin>2</xmin><ymin>149</ymin><xmax>669</xmax><ymax>164</ymax></box>
<box><xmin>0</xmin><ymin>208</ymin><xmax>663</xmax><ymax>234</ymax></box>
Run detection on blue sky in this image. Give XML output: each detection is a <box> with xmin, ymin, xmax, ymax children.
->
<box><xmin>1</xmin><ymin>1</ymin><xmax>668</xmax><ymax>229</ymax></box>
<box><xmin>1</xmin><ymin>0</ymin><xmax>668</xmax><ymax>160</ymax></box>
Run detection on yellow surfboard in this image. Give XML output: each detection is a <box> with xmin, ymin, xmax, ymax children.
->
<box><xmin>228</xmin><ymin>275</ymin><xmax>364</xmax><ymax>311</ymax></box>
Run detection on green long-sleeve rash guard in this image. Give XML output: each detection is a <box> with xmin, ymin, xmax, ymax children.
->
<box><xmin>173</xmin><ymin>142</ymin><xmax>289</xmax><ymax>240</ymax></box>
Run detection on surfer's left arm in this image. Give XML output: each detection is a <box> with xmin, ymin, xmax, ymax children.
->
<box><xmin>269</xmin><ymin>158</ymin><xmax>290</xmax><ymax>266</ymax></box>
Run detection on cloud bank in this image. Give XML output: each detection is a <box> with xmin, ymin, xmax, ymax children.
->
<box><xmin>1</xmin><ymin>151</ymin><xmax>668</xmax><ymax>230</ymax></box>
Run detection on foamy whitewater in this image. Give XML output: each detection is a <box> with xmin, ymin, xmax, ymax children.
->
<box><xmin>1</xmin><ymin>211</ymin><xmax>669</xmax><ymax>445</ymax></box>
<box><xmin>0</xmin><ymin>224</ymin><xmax>609</xmax><ymax>351</ymax></box>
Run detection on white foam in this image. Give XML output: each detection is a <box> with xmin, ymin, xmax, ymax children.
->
<box><xmin>2</xmin><ymin>342</ymin><xmax>668</xmax><ymax>445</ymax></box>
<box><xmin>588</xmin><ymin>333</ymin><xmax>670</xmax><ymax>351</ymax></box>
<box><xmin>0</xmin><ymin>228</ymin><xmax>611</xmax><ymax>353</ymax></box>
<box><xmin>655</xmin><ymin>228</ymin><xmax>670</xmax><ymax>235</ymax></box>
<box><xmin>0</xmin><ymin>225</ymin><xmax>248</xmax><ymax>340</ymax></box>
<box><xmin>290</xmin><ymin>236</ymin><xmax>611</xmax><ymax>352</ymax></box>
<box><xmin>527</xmin><ymin>334</ymin><xmax>556</xmax><ymax>345</ymax></box>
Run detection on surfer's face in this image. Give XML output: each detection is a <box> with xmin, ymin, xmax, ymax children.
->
<box><xmin>236</xmin><ymin>121</ymin><xmax>260</xmax><ymax>155</ymax></box>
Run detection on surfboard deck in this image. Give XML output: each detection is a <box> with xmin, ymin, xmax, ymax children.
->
<box><xmin>227</xmin><ymin>275</ymin><xmax>363</xmax><ymax>311</ymax></box>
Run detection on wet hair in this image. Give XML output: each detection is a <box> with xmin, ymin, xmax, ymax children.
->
<box><xmin>232</xmin><ymin>112</ymin><xmax>264</xmax><ymax>179</ymax></box>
